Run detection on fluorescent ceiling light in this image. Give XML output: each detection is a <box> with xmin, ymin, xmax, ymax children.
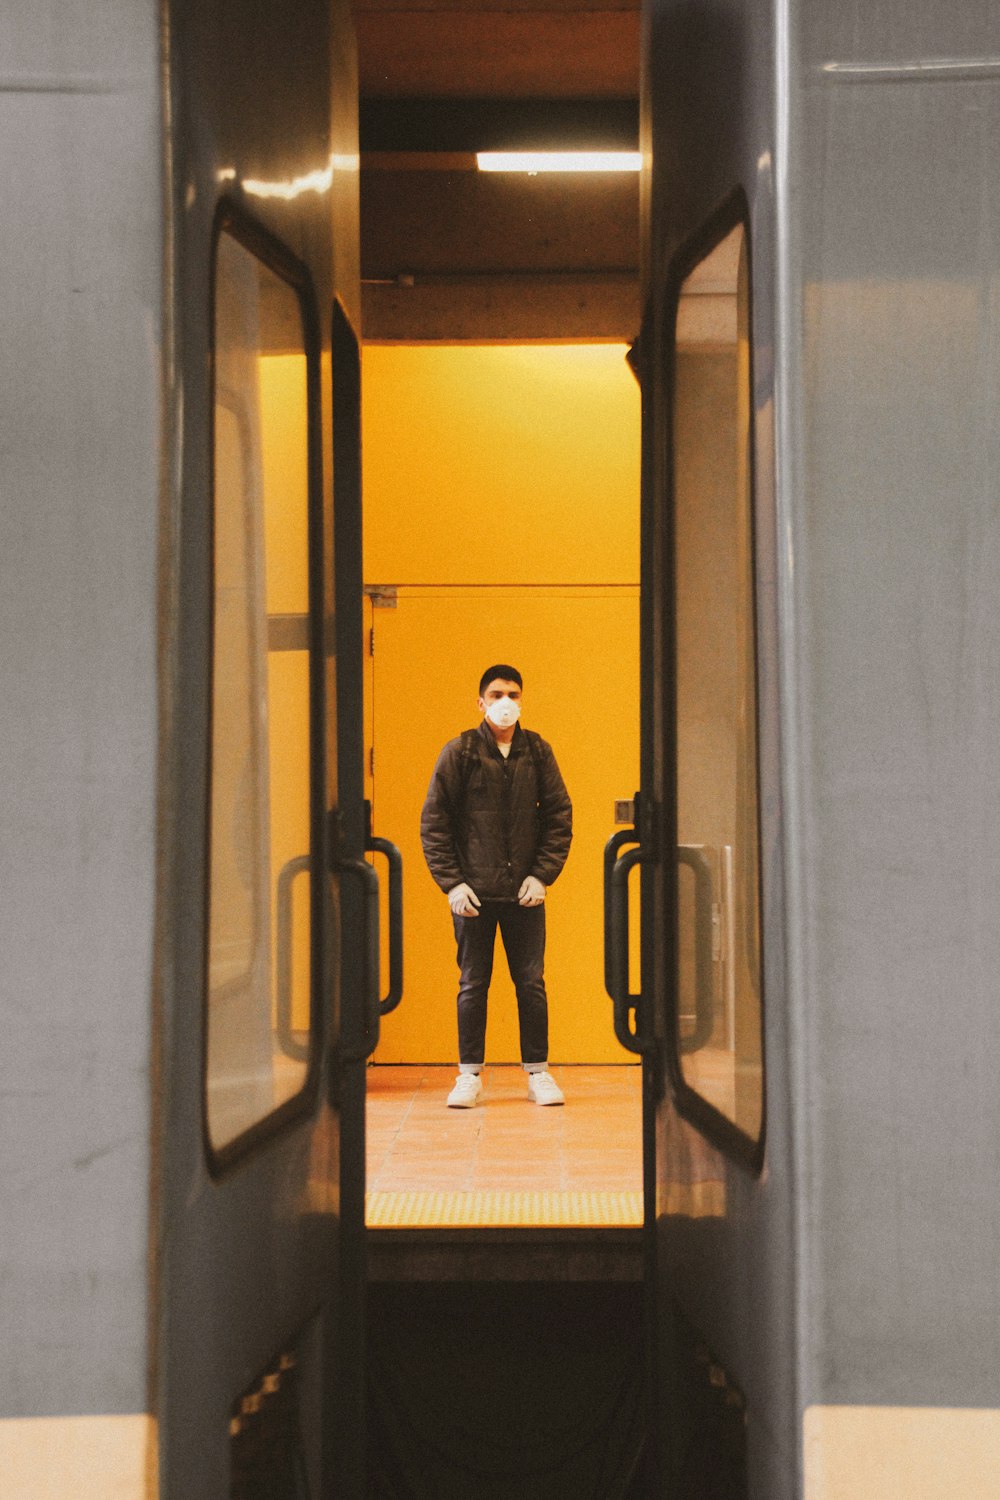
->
<box><xmin>476</xmin><ymin>151</ymin><xmax>642</xmax><ymax>174</ymax></box>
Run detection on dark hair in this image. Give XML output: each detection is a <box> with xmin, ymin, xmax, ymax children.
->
<box><xmin>478</xmin><ymin>664</ymin><xmax>522</xmax><ymax>697</ymax></box>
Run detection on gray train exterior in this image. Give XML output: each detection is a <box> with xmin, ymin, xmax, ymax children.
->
<box><xmin>1</xmin><ymin>0</ymin><xmax>167</xmax><ymax>1489</ymax></box>
<box><xmin>0</xmin><ymin>0</ymin><xmax>365</xmax><ymax>1495</ymax></box>
<box><xmin>644</xmin><ymin>0</ymin><xmax>1000</xmax><ymax>1494</ymax></box>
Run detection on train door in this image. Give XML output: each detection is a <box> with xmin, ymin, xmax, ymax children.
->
<box><xmin>360</xmin><ymin>344</ymin><xmax>644</xmax><ymax>1231</ymax></box>
<box><xmin>157</xmin><ymin>2</ymin><xmax>370</xmax><ymax>1495</ymax></box>
<box><xmin>614</xmin><ymin>195</ymin><xmax>772</xmax><ymax>1483</ymax></box>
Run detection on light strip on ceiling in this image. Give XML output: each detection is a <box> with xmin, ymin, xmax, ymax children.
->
<box><xmin>476</xmin><ymin>151</ymin><xmax>642</xmax><ymax>174</ymax></box>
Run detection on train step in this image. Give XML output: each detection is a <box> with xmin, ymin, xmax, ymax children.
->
<box><xmin>367</xmin><ymin>1225</ymin><xmax>644</xmax><ymax>1284</ymax></box>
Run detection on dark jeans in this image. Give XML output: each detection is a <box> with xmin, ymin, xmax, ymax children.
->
<box><xmin>452</xmin><ymin>901</ymin><xmax>548</xmax><ymax>1068</ymax></box>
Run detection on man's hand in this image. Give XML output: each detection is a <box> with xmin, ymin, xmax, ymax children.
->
<box><xmin>518</xmin><ymin>876</ymin><xmax>546</xmax><ymax>907</ymax></box>
<box><xmin>448</xmin><ymin>883</ymin><xmax>481</xmax><ymax>917</ymax></box>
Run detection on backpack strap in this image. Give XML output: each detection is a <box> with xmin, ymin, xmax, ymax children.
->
<box><xmin>456</xmin><ymin>728</ymin><xmax>480</xmax><ymax>814</ymax></box>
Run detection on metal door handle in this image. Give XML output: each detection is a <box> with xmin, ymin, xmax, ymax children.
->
<box><xmin>603</xmin><ymin>828</ymin><xmax>640</xmax><ymax>1000</ymax></box>
<box><xmin>337</xmin><ymin>855</ymin><xmax>381</xmax><ymax>1059</ymax></box>
<box><xmin>678</xmin><ymin>844</ymin><xmax>714</xmax><ymax>1054</ymax></box>
<box><xmin>275</xmin><ymin>853</ymin><xmax>311</xmax><ymax>1062</ymax></box>
<box><xmin>609</xmin><ymin>844</ymin><xmax>651</xmax><ymax>1056</ymax></box>
<box><xmin>366</xmin><ymin>835</ymin><xmax>404</xmax><ymax>1016</ymax></box>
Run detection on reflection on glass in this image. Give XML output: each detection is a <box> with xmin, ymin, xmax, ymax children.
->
<box><xmin>673</xmin><ymin>221</ymin><xmax>763</xmax><ymax>1143</ymax></box>
<box><xmin>206</xmin><ymin>229</ymin><xmax>313</xmax><ymax>1151</ymax></box>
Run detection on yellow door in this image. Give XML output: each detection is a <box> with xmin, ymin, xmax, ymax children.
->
<box><xmin>368</xmin><ymin>585</ymin><xmax>638</xmax><ymax>1064</ymax></box>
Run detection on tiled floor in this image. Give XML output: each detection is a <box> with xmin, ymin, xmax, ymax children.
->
<box><xmin>366</xmin><ymin>1064</ymin><xmax>643</xmax><ymax>1227</ymax></box>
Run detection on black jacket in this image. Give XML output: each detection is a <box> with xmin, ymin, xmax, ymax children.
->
<box><xmin>420</xmin><ymin>721</ymin><xmax>572</xmax><ymax>900</ymax></box>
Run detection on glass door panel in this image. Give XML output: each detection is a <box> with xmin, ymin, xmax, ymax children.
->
<box><xmin>206</xmin><ymin>228</ymin><xmax>314</xmax><ymax>1153</ymax></box>
<box><xmin>670</xmin><ymin>218</ymin><xmax>764</xmax><ymax>1152</ymax></box>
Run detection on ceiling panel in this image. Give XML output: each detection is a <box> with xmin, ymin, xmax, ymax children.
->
<box><xmin>356</xmin><ymin>0</ymin><xmax>637</xmax><ymax>11</ymax></box>
<box><xmin>357</xmin><ymin>11</ymin><xmax>640</xmax><ymax>97</ymax></box>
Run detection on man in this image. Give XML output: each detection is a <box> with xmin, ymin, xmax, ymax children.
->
<box><xmin>420</xmin><ymin>665</ymin><xmax>573</xmax><ymax>1107</ymax></box>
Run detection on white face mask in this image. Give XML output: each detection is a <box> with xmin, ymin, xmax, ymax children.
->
<box><xmin>485</xmin><ymin>696</ymin><xmax>521</xmax><ymax>729</ymax></box>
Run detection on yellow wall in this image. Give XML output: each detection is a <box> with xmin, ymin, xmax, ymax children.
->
<box><xmin>368</xmin><ymin>587</ymin><xmax>639</xmax><ymax>1063</ymax></box>
<box><xmin>362</xmin><ymin>344</ymin><xmax>640</xmax><ymax>585</ymax></box>
<box><xmin>362</xmin><ymin>345</ymin><xmax>641</xmax><ymax>1063</ymax></box>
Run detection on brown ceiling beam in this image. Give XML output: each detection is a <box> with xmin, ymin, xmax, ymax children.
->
<box><xmin>361</xmin><ymin>169</ymin><xmax>639</xmax><ymax>278</ymax></box>
<box><xmin>359</xmin><ymin>97</ymin><xmax>639</xmax><ymax>152</ymax></box>
<box><xmin>362</xmin><ymin>274</ymin><xmax>640</xmax><ymax>342</ymax></box>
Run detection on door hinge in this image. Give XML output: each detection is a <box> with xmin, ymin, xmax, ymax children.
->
<box><xmin>368</xmin><ymin>626</ymin><xmax>375</xmax><ymax>657</ymax></box>
<box><xmin>369</xmin><ymin>745</ymin><xmax>375</xmax><ymax>777</ymax></box>
<box><xmin>365</xmin><ymin>585</ymin><xmax>398</xmax><ymax>609</ymax></box>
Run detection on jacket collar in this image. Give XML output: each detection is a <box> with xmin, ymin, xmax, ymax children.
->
<box><xmin>476</xmin><ymin>719</ymin><xmax>525</xmax><ymax>758</ymax></box>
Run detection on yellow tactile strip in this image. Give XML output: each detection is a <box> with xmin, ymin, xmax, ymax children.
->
<box><xmin>366</xmin><ymin>1188</ymin><xmax>643</xmax><ymax>1228</ymax></box>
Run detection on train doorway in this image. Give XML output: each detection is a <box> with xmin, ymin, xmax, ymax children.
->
<box><xmin>360</xmin><ymin>343</ymin><xmax>643</xmax><ymax>1231</ymax></box>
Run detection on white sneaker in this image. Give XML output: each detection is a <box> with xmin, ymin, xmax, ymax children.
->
<box><xmin>527</xmin><ymin>1070</ymin><xmax>564</xmax><ymax>1106</ymax></box>
<box><xmin>447</xmin><ymin>1073</ymin><xmax>483</xmax><ymax>1108</ymax></box>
